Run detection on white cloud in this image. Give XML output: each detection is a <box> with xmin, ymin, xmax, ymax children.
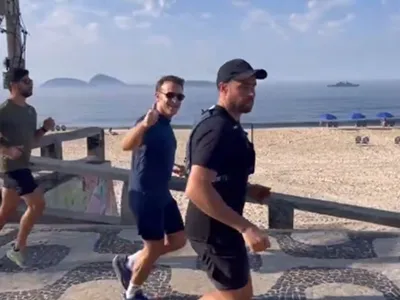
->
<box><xmin>241</xmin><ymin>8</ymin><xmax>288</xmax><ymax>39</ymax></box>
<box><xmin>200</xmin><ymin>12</ymin><xmax>212</xmax><ymax>19</ymax></box>
<box><xmin>143</xmin><ymin>34</ymin><xmax>172</xmax><ymax>47</ymax></box>
<box><xmin>318</xmin><ymin>13</ymin><xmax>355</xmax><ymax>35</ymax></box>
<box><xmin>114</xmin><ymin>15</ymin><xmax>151</xmax><ymax>30</ymax></box>
<box><xmin>232</xmin><ymin>0</ymin><xmax>250</xmax><ymax>7</ymax></box>
<box><xmin>37</xmin><ymin>6</ymin><xmax>99</xmax><ymax>44</ymax></box>
<box><xmin>114</xmin><ymin>16</ymin><xmax>132</xmax><ymax>30</ymax></box>
<box><xmin>130</xmin><ymin>0</ymin><xmax>175</xmax><ymax>18</ymax></box>
<box><xmin>289</xmin><ymin>0</ymin><xmax>354</xmax><ymax>33</ymax></box>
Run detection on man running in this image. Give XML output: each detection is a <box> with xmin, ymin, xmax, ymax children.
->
<box><xmin>112</xmin><ymin>75</ymin><xmax>187</xmax><ymax>300</ymax></box>
<box><xmin>0</xmin><ymin>68</ymin><xmax>55</xmax><ymax>267</ymax></box>
<box><xmin>185</xmin><ymin>59</ymin><xmax>272</xmax><ymax>300</ymax></box>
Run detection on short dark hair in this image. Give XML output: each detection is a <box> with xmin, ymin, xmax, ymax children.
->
<box><xmin>155</xmin><ymin>75</ymin><xmax>185</xmax><ymax>92</ymax></box>
<box><xmin>10</xmin><ymin>68</ymin><xmax>29</xmax><ymax>83</ymax></box>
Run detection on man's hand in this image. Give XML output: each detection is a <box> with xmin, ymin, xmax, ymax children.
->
<box><xmin>172</xmin><ymin>164</ymin><xmax>186</xmax><ymax>177</ymax></box>
<box><xmin>142</xmin><ymin>103</ymin><xmax>159</xmax><ymax>128</ymax></box>
<box><xmin>43</xmin><ymin>117</ymin><xmax>55</xmax><ymax>131</ymax></box>
<box><xmin>247</xmin><ymin>184</ymin><xmax>271</xmax><ymax>203</ymax></box>
<box><xmin>242</xmin><ymin>225</ymin><xmax>271</xmax><ymax>252</ymax></box>
<box><xmin>3</xmin><ymin>146</ymin><xmax>23</xmax><ymax>160</ymax></box>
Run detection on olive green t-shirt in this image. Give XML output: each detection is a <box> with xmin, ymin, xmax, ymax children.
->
<box><xmin>0</xmin><ymin>99</ymin><xmax>37</xmax><ymax>172</ymax></box>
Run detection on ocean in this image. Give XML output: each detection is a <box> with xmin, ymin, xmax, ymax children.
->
<box><xmin>0</xmin><ymin>81</ymin><xmax>399</xmax><ymax>128</ymax></box>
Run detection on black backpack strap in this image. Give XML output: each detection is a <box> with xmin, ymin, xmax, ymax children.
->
<box><xmin>184</xmin><ymin>107</ymin><xmax>216</xmax><ymax>177</ymax></box>
<box><xmin>184</xmin><ymin>107</ymin><xmax>232</xmax><ymax>183</ymax></box>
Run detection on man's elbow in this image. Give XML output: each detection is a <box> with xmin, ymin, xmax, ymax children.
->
<box><xmin>121</xmin><ymin>139</ymin><xmax>135</xmax><ymax>151</ymax></box>
<box><xmin>121</xmin><ymin>144</ymin><xmax>132</xmax><ymax>151</ymax></box>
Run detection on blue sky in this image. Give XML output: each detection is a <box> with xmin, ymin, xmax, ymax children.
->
<box><xmin>0</xmin><ymin>0</ymin><xmax>399</xmax><ymax>83</ymax></box>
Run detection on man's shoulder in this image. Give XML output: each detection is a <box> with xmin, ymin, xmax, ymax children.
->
<box><xmin>26</xmin><ymin>104</ymin><xmax>36</xmax><ymax>114</ymax></box>
<box><xmin>0</xmin><ymin>100</ymin><xmax>10</xmax><ymax>111</ymax></box>
<box><xmin>192</xmin><ymin>112</ymin><xmax>232</xmax><ymax>139</ymax></box>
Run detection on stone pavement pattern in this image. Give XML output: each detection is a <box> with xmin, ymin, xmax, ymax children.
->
<box><xmin>1</xmin><ymin>225</ymin><xmax>400</xmax><ymax>299</ymax></box>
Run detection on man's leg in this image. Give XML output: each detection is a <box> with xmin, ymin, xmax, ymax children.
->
<box><xmin>125</xmin><ymin>198</ymin><xmax>186</xmax><ymax>270</ymax></box>
<box><xmin>0</xmin><ymin>187</ymin><xmax>21</xmax><ymax>231</ymax></box>
<box><xmin>190</xmin><ymin>240</ymin><xmax>253</xmax><ymax>300</ymax></box>
<box><xmin>5</xmin><ymin>169</ymin><xmax>44</xmax><ymax>267</ymax></box>
<box><xmin>113</xmin><ymin>192</ymin><xmax>167</xmax><ymax>299</ymax></box>
<box><xmin>113</xmin><ymin>195</ymin><xmax>186</xmax><ymax>290</ymax></box>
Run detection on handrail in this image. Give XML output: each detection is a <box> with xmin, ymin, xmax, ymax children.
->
<box><xmin>35</xmin><ymin>127</ymin><xmax>103</xmax><ymax>148</ymax></box>
<box><xmin>30</xmin><ymin>155</ymin><xmax>400</xmax><ymax>229</ymax></box>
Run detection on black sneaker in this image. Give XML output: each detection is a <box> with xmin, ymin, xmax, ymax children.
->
<box><xmin>112</xmin><ymin>255</ymin><xmax>132</xmax><ymax>290</ymax></box>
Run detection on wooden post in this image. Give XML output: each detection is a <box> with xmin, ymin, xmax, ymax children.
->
<box><xmin>120</xmin><ymin>181</ymin><xmax>135</xmax><ymax>225</ymax></box>
<box><xmin>40</xmin><ymin>142</ymin><xmax>63</xmax><ymax>159</ymax></box>
<box><xmin>87</xmin><ymin>130</ymin><xmax>105</xmax><ymax>161</ymax></box>
<box><xmin>268</xmin><ymin>199</ymin><xmax>294</xmax><ymax>229</ymax></box>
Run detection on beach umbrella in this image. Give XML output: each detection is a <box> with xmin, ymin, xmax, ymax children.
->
<box><xmin>351</xmin><ymin>112</ymin><xmax>366</xmax><ymax>120</ymax></box>
<box><xmin>320</xmin><ymin>113</ymin><xmax>337</xmax><ymax>120</ymax></box>
<box><xmin>376</xmin><ymin>112</ymin><xmax>394</xmax><ymax>118</ymax></box>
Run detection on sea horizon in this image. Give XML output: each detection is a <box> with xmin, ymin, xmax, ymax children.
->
<box><xmin>1</xmin><ymin>80</ymin><xmax>399</xmax><ymax>128</ymax></box>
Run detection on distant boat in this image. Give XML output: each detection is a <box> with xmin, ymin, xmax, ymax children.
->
<box><xmin>327</xmin><ymin>81</ymin><xmax>359</xmax><ymax>87</ymax></box>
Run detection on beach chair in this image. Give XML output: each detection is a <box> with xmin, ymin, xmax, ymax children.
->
<box><xmin>355</xmin><ymin>120</ymin><xmax>367</xmax><ymax>127</ymax></box>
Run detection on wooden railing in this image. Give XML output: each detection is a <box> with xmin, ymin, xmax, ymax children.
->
<box><xmin>21</xmin><ymin>127</ymin><xmax>400</xmax><ymax>229</ymax></box>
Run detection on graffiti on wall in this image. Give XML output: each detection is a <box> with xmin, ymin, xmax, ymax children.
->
<box><xmin>44</xmin><ymin>175</ymin><xmax>119</xmax><ymax>217</ymax></box>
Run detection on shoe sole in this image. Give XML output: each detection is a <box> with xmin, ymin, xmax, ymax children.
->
<box><xmin>6</xmin><ymin>251</ymin><xmax>26</xmax><ymax>269</ymax></box>
<box><xmin>112</xmin><ymin>256</ymin><xmax>129</xmax><ymax>290</ymax></box>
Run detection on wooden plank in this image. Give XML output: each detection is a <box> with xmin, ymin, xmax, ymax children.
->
<box><xmin>35</xmin><ymin>127</ymin><xmax>104</xmax><ymax>148</ymax></box>
<box><xmin>268</xmin><ymin>193</ymin><xmax>400</xmax><ymax>228</ymax></box>
<box><xmin>29</xmin><ymin>155</ymin><xmax>186</xmax><ymax>190</ymax></box>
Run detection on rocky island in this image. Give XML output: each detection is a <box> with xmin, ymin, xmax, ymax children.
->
<box><xmin>40</xmin><ymin>74</ymin><xmax>214</xmax><ymax>88</ymax></box>
<box><xmin>327</xmin><ymin>81</ymin><xmax>360</xmax><ymax>87</ymax></box>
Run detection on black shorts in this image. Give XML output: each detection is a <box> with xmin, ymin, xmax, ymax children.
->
<box><xmin>2</xmin><ymin>168</ymin><xmax>38</xmax><ymax>196</ymax></box>
<box><xmin>129</xmin><ymin>191</ymin><xmax>185</xmax><ymax>241</ymax></box>
<box><xmin>190</xmin><ymin>239</ymin><xmax>250</xmax><ymax>291</ymax></box>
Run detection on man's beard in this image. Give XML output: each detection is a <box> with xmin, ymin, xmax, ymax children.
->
<box><xmin>21</xmin><ymin>90</ymin><xmax>32</xmax><ymax>98</ymax></box>
<box><xmin>238</xmin><ymin>102</ymin><xmax>253</xmax><ymax>114</ymax></box>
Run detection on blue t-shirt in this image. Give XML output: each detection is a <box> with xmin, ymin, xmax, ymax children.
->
<box><xmin>129</xmin><ymin>114</ymin><xmax>176</xmax><ymax>200</ymax></box>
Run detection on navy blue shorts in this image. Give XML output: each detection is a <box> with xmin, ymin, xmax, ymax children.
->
<box><xmin>2</xmin><ymin>168</ymin><xmax>38</xmax><ymax>196</ymax></box>
<box><xmin>129</xmin><ymin>191</ymin><xmax>184</xmax><ymax>241</ymax></box>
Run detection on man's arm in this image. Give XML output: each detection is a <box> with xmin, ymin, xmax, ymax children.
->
<box><xmin>0</xmin><ymin>110</ymin><xmax>9</xmax><ymax>154</ymax></box>
<box><xmin>121</xmin><ymin>119</ymin><xmax>149</xmax><ymax>151</ymax></box>
<box><xmin>33</xmin><ymin>127</ymin><xmax>46</xmax><ymax>143</ymax></box>
<box><xmin>185</xmin><ymin>122</ymin><xmax>252</xmax><ymax>233</ymax></box>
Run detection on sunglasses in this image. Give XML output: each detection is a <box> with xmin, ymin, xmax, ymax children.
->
<box><xmin>159</xmin><ymin>91</ymin><xmax>185</xmax><ymax>102</ymax></box>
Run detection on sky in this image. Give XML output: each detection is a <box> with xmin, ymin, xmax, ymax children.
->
<box><xmin>0</xmin><ymin>0</ymin><xmax>399</xmax><ymax>83</ymax></box>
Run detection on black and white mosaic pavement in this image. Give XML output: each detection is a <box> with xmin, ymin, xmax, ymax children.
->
<box><xmin>1</xmin><ymin>225</ymin><xmax>400</xmax><ymax>299</ymax></box>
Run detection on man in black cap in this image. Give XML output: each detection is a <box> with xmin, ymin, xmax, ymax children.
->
<box><xmin>0</xmin><ymin>68</ymin><xmax>55</xmax><ymax>268</ymax></box>
<box><xmin>184</xmin><ymin>59</ymin><xmax>272</xmax><ymax>299</ymax></box>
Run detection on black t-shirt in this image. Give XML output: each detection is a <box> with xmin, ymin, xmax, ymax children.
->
<box><xmin>185</xmin><ymin>105</ymin><xmax>255</xmax><ymax>247</ymax></box>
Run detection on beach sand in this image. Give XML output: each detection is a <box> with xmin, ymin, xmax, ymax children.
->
<box><xmin>33</xmin><ymin>127</ymin><xmax>400</xmax><ymax>232</ymax></box>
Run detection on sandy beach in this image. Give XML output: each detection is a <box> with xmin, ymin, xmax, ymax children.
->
<box><xmin>33</xmin><ymin>127</ymin><xmax>400</xmax><ymax>232</ymax></box>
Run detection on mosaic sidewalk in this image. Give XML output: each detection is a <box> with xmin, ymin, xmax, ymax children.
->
<box><xmin>1</xmin><ymin>225</ymin><xmax>400</xmax><ymax>299</ymax></box>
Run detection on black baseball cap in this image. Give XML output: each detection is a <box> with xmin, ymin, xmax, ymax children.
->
<box><xmin>216</xmin><ymin>58</ymin><xmax>267</xmax><ymax>85</ymax></box>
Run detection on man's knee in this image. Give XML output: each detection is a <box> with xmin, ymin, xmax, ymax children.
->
<box><xmin>165</xmin><ymin>230</ymin><xmax>187</xmax><ymax>251</ymax></box>
<box><xmin>22</xmin><ymin>188</ymin><xmax>45</xmax><ymax>213</ymax></box>
<box><xmin>143</xmin><ymin>239</ymin><xmax>165</xmax><ymax>259</ymax></box>
<box><xmin>201</xmin><ymin>279</ymin><xmax>253</xmax><ymax>300</ymax></box>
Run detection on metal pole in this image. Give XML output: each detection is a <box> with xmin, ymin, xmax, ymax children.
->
<box><xmin>1</xmin><ymin>0</ymin><xmax>24</xmax><ymax>89</ymax></box>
